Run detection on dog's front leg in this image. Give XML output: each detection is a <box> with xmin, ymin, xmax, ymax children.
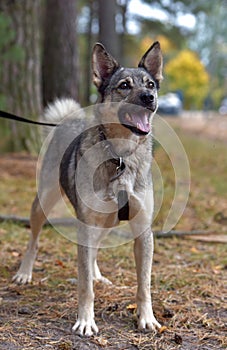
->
<box><xmin>72</xmin><ymin>244</ymin><xmax>98</xmax><ymax>336</ymax></box>
<box><xmin>134</xmin><ymin>229</ymin><xmax>161</xmax><ymax>331</ymax></box>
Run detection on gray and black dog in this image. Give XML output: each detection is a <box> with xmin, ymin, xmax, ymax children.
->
<box><xmin>13</xmin><ymin>41</ymin><xmax>163</xmax><ymax>336</ymax></box>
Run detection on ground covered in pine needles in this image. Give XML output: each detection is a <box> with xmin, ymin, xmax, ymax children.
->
<box><xmin>0</xmin><ymin>117</ymin><xmax>227</xmax><ymax>349</ymax></box>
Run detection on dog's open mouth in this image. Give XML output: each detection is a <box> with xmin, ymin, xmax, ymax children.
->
<box><xmin>119</xmin><ymin>107</ymin><xmax>151</xmax><ymax>135</ymax></box>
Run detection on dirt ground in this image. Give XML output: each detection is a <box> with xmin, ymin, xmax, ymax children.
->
<box><xmin>168</xmin><ymin>111</ymin><xmax>227</xmax><ymax>144</ymax></box>
<box><xmin>0</xmin><ymin>114</ymin><xmax>226</xmax><ymax>349</ymax></box>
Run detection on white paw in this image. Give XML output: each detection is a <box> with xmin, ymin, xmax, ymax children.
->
<box><xmin>72</xmin><ymin>317</ymin><xmax>98</xmax><ymax>337</ymax></box>
<box><xmin>12</xmin><ymin>272</ymin><xmax>32</xmax><ymax>285</ymax></box>
<box><xmin>94</xmin><ymin>276</ymin><xmax>112</xmax><ymax>285</ymax></box>
<box><xmin>137</xmin><ymin>302</ymin><xmax>161</xmax><ymax>332</ymax></box>
<box><xmin>93</xmin><ymin>261</ymin><xmax>112</xmax><ymax>285</ymax></box>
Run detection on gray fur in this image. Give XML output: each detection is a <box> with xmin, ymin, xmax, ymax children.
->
<box><xmin>13</xmin><ymin>42</ymin><xmax>163</xmax><ymax>336</ymax></box>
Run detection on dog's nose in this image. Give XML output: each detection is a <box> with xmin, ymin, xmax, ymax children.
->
<box><xmin>140</xmin><ymin>91</ymin><xmax>154</xmax><ymax>105</ymax></box>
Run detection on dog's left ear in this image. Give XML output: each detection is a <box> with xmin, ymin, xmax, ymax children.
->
<box><xmin>92</xmin><ymin>43</ymin><xmax>120</xmax><ymax>89</ymax></box>
<box><xmin>138</xmin><ymin>41</ymin><xmax>163</xmax><ymax>85</ymax></box>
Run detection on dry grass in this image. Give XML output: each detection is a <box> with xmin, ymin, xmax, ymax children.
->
<box><xmin>1</xmin><ymin>227</ymin><xmax>226</xmax><ymax>349</ymax></box>
<box><xmin>0</xmin><ymin>124</ymin><xmax>227</xmax><ymax>349</ymax></box>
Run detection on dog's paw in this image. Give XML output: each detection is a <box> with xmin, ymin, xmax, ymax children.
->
<box><xmin>93</xmin><ymin>261</ymin><xmax>112</xmax><ymax>285</ymax></box>
<box><xmin>72</xmin><ymin>317</ymin><xmax>98</xmax><ymax>337</ymax></box>
<box><xmin>137</xmin><ymin>302</ymin><xmax>161</xmax><ymax>332</ymax></box>
<box><xmin>94</xmin><ymin>276</ymin><xmax>112</xmax><ymax>285</ymax></box>
<box><xmin>12</xmin><ymin>272</ymin><xmax>32</xmax><ymax>285</ymax></box>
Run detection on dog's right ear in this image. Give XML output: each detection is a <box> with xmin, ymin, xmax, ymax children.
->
<box><xmin>92</xmin><ymin>43</ymin><xmax>120</xmax><ymax>89</ymax></box>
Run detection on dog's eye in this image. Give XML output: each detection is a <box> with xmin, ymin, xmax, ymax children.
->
<box><xmin>118</xmin><ymin>81</ymin><xmax>131</xmax><ymax>90</ymax></box>
<box><xmin>147</xmin><ymin>81</ymin><xmax>155</xmax><ymax>89</ymax></box>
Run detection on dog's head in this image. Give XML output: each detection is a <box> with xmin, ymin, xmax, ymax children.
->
<box><xmin>92</xmin><ymin>42</ymin><xmax>163</xmax><ymax>136</ymax></box>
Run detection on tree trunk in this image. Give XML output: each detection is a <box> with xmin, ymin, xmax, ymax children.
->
<box><xmin>42</xmin><ymin>0</ymin><xmax>78</xmax><ymax>107</ymax></box>
<box><xmin>1</xmin><ymin>0</ymin><xmax>42</xmax><ymax>151</ymax></box>
<box><xmin>98</xmin><ymin>0</ymin><xmax>119</xmax><ymax>60</ymax></box>
<box><xmin>82</xmin><ymin>0</ymin><xmax>94</xmax><ymax>106</ymax></box>
<box><xmin>118</xmin><ymin>0</ymin><xmax>130</xmax><ymax>65</ymax></box>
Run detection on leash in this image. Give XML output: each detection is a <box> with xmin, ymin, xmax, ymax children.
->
<box><xmin>0</xmin><ymin>109</ymin><xmax>57</xmax><ymax>127</ymax></box>
<box><xmin>1</xmin><ymin>110</ymin><xmax>129</xmax><ymax>220</ymax></box>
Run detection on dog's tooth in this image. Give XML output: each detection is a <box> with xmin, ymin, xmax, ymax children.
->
<box><xmin>137</xmin><ymin>122</ymin><xmax>140</xmax><ymax>129</ymax></box>
<box><xmin>125</xmin><ymin>113</ymin><xmax>131</xmax><ymax>121</ymax></box>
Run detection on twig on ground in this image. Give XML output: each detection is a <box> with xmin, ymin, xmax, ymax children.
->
<box><xmin>0</xmin><ymin>214</ymin><xmax>213</xmax><ymax>237</ymax></box>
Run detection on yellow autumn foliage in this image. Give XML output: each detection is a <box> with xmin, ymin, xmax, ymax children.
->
<box><xmin>165</xmin><ymin>50</ymin><xmax>209</xmax><ymax>109</ymax></box>
<box><xmin>140</xmin><ymin>35</ymin><xmax>175</xmax><ymax>56</ymax></box>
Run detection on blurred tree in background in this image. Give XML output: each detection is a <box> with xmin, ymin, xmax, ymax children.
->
<box><xmin>0</xmin><ymin>0</ymin><xmax>42</xmax><ymax>151</ymax></box>
<box><xmin>165</xmin><ymin>50</ymin><xmax>209</xmax><ymax>109</ymax></box>
<box><xmin>189</xmin><ymin>0</ymin><xmax>227</xmax><ymax>108</ymax></box>
<box><xmin>78</xmin><ymin>0</ymin><xmax>226</xmax><ymax>109</ymax></box>
<box><xmin>0</xmin><ymin>0</ymin><xmax>226</xmax><ymax>152</ymax></box>
<box><xmin>42</xmin><ymin>0</ymin><xmax>78</xmax><ymax>107</ymax></box>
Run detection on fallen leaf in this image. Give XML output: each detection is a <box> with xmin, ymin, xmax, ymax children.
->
<box><xmin>126</xmin><ymin>303</ymin><xmax>137</xmax><ymax>310</ymax></box>
<box><xmin>55</xmin><ymin>260</ymin><xmax>65</xmax><ymax>268</ymax></box>
<box><xmin>190</xmin><ymin>247</ymin><xmax>199</xmax><ymax>253</ymax></box>
<box><xmin>93</xmin><ymin>336</ymin><xmax>109</xmax><ymax>347</ymax></box>
<box><xmin>11</xmin><ymin>251</ymin><xmax>20</xmax><ymax>257</ymax></box>
<box><xmin>159</xmin><ymin>326</ymin><xmax>168</xmax><ymax>333</ymax></box>
<box><xmin>212</xmin><ymin>268</ymin><xmax>221</xmax><ymax>275</ymax></box>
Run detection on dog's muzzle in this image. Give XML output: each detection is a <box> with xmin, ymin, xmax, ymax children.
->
<box><xmin>118</xmin><ymin>104</ymin><xmax>154</xmax><ymax>135</ymax></box>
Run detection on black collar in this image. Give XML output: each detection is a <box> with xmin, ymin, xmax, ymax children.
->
<box><xmin>98</xmin><ymin>126</ymin><xmax>126</xmax><ymax>182</ymax></box>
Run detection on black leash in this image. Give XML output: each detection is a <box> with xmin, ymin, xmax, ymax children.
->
<box><xmin>1</xmin><ymin>110</ymin><xmax>130</xmax><ymax>221</ymax></box>
<box><xmin>0</xmin><ymin>110</ymin><xmax>57</xmax><ymax>127</ymax></box>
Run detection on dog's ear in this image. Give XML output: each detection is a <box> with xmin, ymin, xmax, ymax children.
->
<box><xmin>138</xmin><ymin>41</ymin><xmax>163</xmax><ymax>85</ymax></box>
<box><xmin>92</xmin><ymin>43</ymin><xmax>120</xmax><ymax>89</ymax></box>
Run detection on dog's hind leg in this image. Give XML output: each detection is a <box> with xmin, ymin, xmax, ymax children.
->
<box><xmin>92</xmin><ymin>245</ymin><xmax>112</xmax><ymax>285</ymax></box>
<box><xmin>73</xmin><ymin>224</ymin><xmax>112</xmax><ymax>336</ymax></box>
<box><xmin>13</xmin><ymin>188</ymin><xmax>59</xmax><ymax>284</ymax></box>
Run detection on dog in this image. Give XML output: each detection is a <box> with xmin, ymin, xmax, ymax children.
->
<box><xmin>13</xmin><ymin>41</ymin><xmax>163</xmax><ymax>336</ymax></box>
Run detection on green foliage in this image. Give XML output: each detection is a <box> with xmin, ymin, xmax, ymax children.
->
<box><xmin>0</xmin><ymin>14</ymin><xmax>15</xmax><ymax>46</ymax></box>
<box><xmin>188</xmin><ymin>1</ymin><xmax>227</xmax><ymax>108</ymax></box>
<box><xmin>0</xmin><ymin>13</ymin><xmax>25</xmax><ymax>151</ymax></box>
<box><xmin>0</xmin><ymin>94</ymin><xmax>7</xmax><ymax>110</ymax></box>
<box><xmin>0</xmin><ymin>13</ymin><xmax>24</xmax><ymax>112</ymax></box>
<box><xmin>0</xmin><ymin>14</ymin><xmax>24</xmax><ymax>64</ymax></box>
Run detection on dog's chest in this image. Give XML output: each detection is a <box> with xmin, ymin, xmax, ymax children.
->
<box><xmin>94</xmin><ymin>167</ymin><xmax>132</xmax><ymax>221</ymax></box>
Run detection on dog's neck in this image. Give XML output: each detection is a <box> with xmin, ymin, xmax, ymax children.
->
<box><xmin>98</xmin><ymin>125</ymin><xmax>126</xmax><ymax>182</ymax></box>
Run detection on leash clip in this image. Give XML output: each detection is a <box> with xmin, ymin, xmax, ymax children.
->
<box><xmin>110</xmin><ymin>157</ymin><xmax>126</xmax><ymax>182</ymax></box>
<box><xmin>116</xmin><ymin>157</ymin><xmax>123</xmax><ymax>173</ymax></box>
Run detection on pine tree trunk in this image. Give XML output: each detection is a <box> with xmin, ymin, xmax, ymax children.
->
<box><xmin>1</xmin><ymin>0</ymin><xmax>42</xmax><ymax>151</ymax></box>
<box><xmin>42</xmin><ymin>0</ymin><xmax>78</xmax><ymax>107</ymax></box>
<box><xmin>83</xmin><ymin>0</ymin><xmax>94</xmax><ymax>105</ymax></box>
<box><xmin>98</xmin><ymin>0</ymin><xmax>119</xmax><ymax>60</ymax></box>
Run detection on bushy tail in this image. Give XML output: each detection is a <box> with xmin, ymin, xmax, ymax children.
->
<box><xmin>41</xmin><ymin>98</ymin><xmax>82</xmax><ymax>138</ymax></box>
<box><xmin>43</xmin><ymin>98</ymin><xmax>81</xmax><ymax>123</ymax></box>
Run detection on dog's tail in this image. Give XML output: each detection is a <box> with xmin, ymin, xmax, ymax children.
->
<box><xmin>43</xmin><ymin>98</ymin><xmax>81</xmax><ymax>124</ymax></box>
<box><xmin>42</xmin><ymin>98</ymin><xmax>82</xmax><ymax>138</ymax></box>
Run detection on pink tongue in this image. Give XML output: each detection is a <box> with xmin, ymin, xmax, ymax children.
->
<box><xmin>131</xmin><ymin>113</ymin><xmax>150</xmax><ymax>133</ymax></box>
